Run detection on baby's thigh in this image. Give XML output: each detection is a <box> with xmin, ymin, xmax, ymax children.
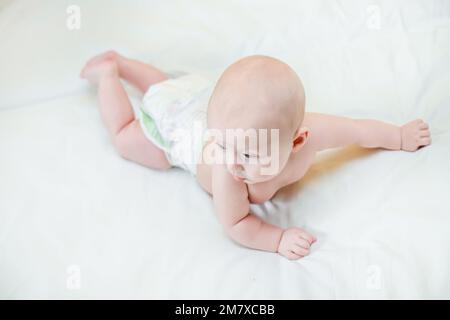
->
<box><xmin>114</xmin><ymin>119</ymin><xmax>171</xmax><ymax>170</ymax></box>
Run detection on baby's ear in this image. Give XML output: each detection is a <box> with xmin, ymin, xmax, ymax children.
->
<box><xmin>292</xmin><ymin>127</ymin><xmax>309</xmax><ymax>153</ymax></box>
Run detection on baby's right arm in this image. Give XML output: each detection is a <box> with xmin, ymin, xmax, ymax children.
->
<box><xmin>211</xmin><ymin>164</ymin><xmax>315</xmax><ymax>260</ymax></box>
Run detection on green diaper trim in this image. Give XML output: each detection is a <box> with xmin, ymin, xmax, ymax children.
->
<box><xmin>140</xmin><ymin>107</ymin><xmax>170</xmax><ymax>150</ymax></box>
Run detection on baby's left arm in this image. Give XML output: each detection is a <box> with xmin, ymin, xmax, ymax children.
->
<box><xmin>305</xmin><ymin>112</ymin><xmax>431</xmax><ymax>152</ymax></box>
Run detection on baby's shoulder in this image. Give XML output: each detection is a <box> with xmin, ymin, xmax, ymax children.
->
<box><xmin>302</xmin><ymin>112</ymin><xmax>326</xmax><ymax>152</ymax></box>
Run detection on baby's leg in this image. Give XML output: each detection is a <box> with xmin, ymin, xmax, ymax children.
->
<box><xmin>80</xmin><ymin>58</ymin><xmax>171</xmax><ymax>170</ymax></box>
<box><xmin>82</xmin><ymin>50</ymin><xmax>168</xmax><ymax>93</ymax></box>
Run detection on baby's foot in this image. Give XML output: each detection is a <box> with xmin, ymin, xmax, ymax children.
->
<box><xmin>83</xmin><ymin>50</ymin><xmax>120</xmax><ymax>68</ymax></box>
<box><xmin>80</xmin><ymin>50</ymin><xmax>120</xmax><ymax>85</ymax></box>
<box><xmin>401</xmin><ymin>119</ymin><xmax>431</xmax><ymax>152</ymax></box>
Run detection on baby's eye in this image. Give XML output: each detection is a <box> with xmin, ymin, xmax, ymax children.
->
<box><xmin>242</xmin><ymin>153</ymin><xmax>258</xmax><ymax>160</ymax></box>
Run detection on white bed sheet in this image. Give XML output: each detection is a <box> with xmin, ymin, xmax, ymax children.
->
<box><xmin>1</xmin><ymin>0</ymin><xmax>450</xmax><ymax>299</ymax></box>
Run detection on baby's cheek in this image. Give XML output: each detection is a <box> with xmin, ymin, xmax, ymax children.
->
<box><xmin>248</xmin><ymin>165</ymin><xmax>273</xmax><ymax>179</ymax></box>
<box><xmin>243</xmin><ymin>164</ymin><xmax>260</xmax><ymax>176</ymax></box>
<box><xmin>262</xmin><ymin>157</ymin><xmax>282</xmax><ymax>173</ymax></box>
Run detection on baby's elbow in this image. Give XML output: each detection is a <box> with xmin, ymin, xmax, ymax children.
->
<box><xmin>223</xmin><ymin>221</ymin><xmax>240</xmax><ymax>238</ymax></box>
<box><xmin>224</xmin><ymin>224</ymin><xmax>248</xmax><ymax>245</ymax></box>
<box><xmin>223</xmin><ymin>218</ymin><xmax>252</xmax><ymax>244</ymax></box>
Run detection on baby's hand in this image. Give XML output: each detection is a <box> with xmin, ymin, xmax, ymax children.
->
<box><xmin>401</xmin><ymin>119</ymin><xmax>431</xmax><ymax>152</ymax></box>
<box><xmin>277</xmin><ymin>227</ymin><xmax>317</xmax><ymax>260</ymax></box>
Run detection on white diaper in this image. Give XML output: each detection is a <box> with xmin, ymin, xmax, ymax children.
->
<box><xmin>139</xmin><ymin>73</ymin><xmax>214</xmax><ymax>175</ymax></box>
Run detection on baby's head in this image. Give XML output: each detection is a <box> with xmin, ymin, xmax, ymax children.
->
<box><xmin>207</xmin><ymin>55</ymin><xmax>309</xmax><ymax>184</ymax></box>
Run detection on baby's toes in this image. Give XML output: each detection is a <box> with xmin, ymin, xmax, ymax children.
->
<box><xmin>86</xmin><ymin>51</ymin><xmax>111</xmax><ymax>66</ymax></box>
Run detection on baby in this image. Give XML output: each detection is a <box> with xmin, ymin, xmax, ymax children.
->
<box><xmin>81</xmin><ymin>51</ymin><xmax>432</xmax><ymax>260</ymax></box>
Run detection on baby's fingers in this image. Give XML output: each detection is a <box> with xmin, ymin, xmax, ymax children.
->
<box><xmin>296</xmin><ymin>237</ymin><xmax>311</xmax><ymax>249</ymax></box>
<box><xmin>419</xmin><ymin>130</ymin><xmax>430</xmax><ymax>137</ymax></box>
<box><xmin>420</xmin><ymin>137</ymin><xmax>431</xmax><ymax>145</ymax></box>
<box><xmin>298</xmin><ymin>231</ymin><xmax>316</xmax><ymax>245</ymax></box>
<box><xmin>292</xmin><ymin>244</ymin><xmax>309</xmax><ymax>256</ymax></box>
<box><xmin>284</xmin><ymin>250</ymin><xmax>302</xmax><ymax>260</ymax></box>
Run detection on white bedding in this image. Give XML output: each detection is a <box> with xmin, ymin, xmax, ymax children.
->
<box><xmin>1</xmin><ymin>0</ymin><xmax>449</xmax><ymax>299</ymax></box>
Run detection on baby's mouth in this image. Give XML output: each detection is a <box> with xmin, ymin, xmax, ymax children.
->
<box><xmin>232</xmin><ymin>171</ymin><xmax>248</xmax><ymax>182</ymax></box>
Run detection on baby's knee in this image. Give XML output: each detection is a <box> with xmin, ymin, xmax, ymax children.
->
<box><xmin>113</xmin><ymin>124</ymin><xmax>172</xmax><ymax>170</ymax></box>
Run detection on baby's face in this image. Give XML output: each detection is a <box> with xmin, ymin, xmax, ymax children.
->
<box><xmin>213</xmin><ymin>127</ymin><xmax>293</xmax><ymax>184</ymax></box>
<box><xmin>207</xmin><ymin>55</ymin><xmax>306</xmax><ymax>183</ymax></box>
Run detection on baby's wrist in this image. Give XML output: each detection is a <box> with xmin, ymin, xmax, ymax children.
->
<box><xmin>276</xmin><ymin>229</ymin><xmax>286</xmax><ymax>253</ymax></box>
